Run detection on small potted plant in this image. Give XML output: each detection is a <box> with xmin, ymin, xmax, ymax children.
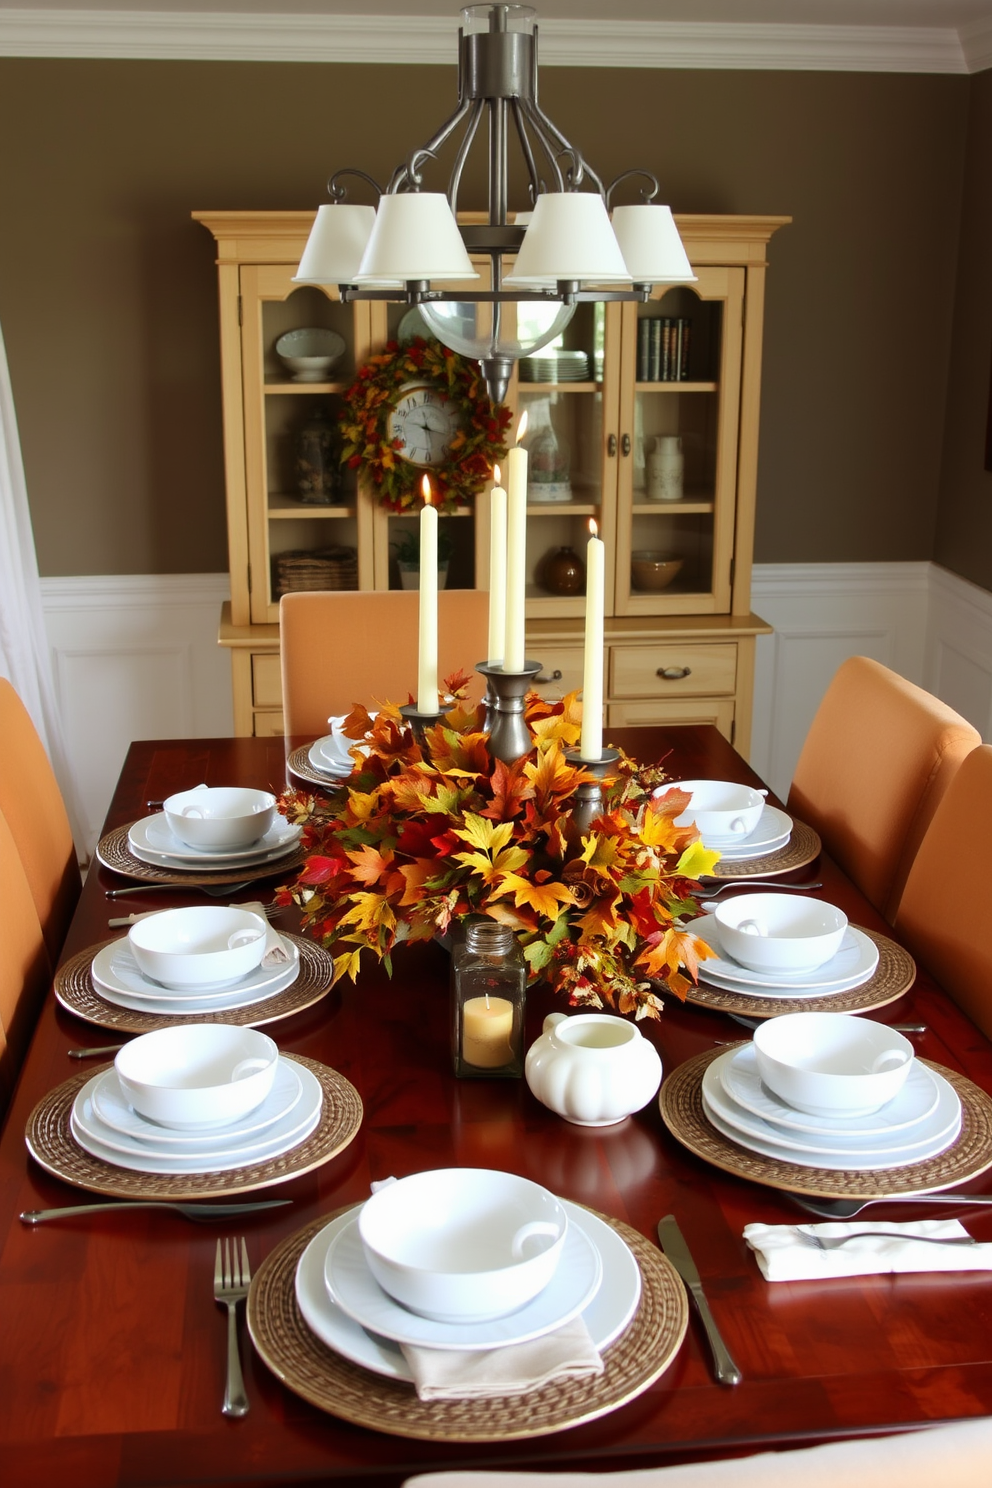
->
<box><xmin>392</xmin><ymin>522</ymin><xmax>455</xmax><ymax>589</ymax></box>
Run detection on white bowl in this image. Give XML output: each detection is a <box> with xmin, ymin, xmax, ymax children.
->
<box><xmin>163</xmin><ymin>786</ymin><xmax>276</xmax><ymax>851</ymax></box>
<box><xmin>276</xmin><ymin>327</ymin><xmax>345</xmax><ymax>381</ymax></box>
<box><xmin>671</xmin><ymin>779</ymin><xmax>766</xmax><ymax>847</ymax></box>
<box><xmin>114</xmin><ymin>1024</ymin><xmax>279</xmax><ymax>1129</ymax></box>
<box><xmin>127</xmin><ymin>906</ymin><xmax>267</xmax><ymax>991</ymax></box>
<box><xmin>753</xmin><ymin>1014</ymin><xmax>915</xmax><ymax>1117</ymax></box>
<box><xmin>715</xmin><ymin>893</ymin><xmax>848</xmax><ymax>974</ymax></box>
<box><xmin>358</xmin><ymin>1168</ymin><xmax>568</xmax><ymax>1324</ymax></box>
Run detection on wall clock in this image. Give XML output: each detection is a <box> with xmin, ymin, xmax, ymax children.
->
<box><xmin>387</xmin><ymin>382</ymin><xmax>462</xmax><ymax>468</ymax></box>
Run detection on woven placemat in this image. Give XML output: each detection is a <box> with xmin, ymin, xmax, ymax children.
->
<box><xmin>54</xmin><ymin>934</ymin><xmax>333</xmax><ymax>1032</ymax></box>
<box><xmin>247</xmin><ymin>1207</ymin><xmax>688</xmax><ymax>1442</ymax></box>
<box><xmin>96</xmin><ymin>823</ymin><xmax>307</xmax><ymax>887</ymax></box>
<box><xmin>685</xmin><ymin>927</ymin><xmax>915</xmax><ymax>1019</ymax></box>
<box><xmin>705</xmin><ymin>819</ymin><xmax>820</xmax><ymax>880</ymax></box>
<box><xmin>659</xmin><ymin>1047</ymin><xmax>992</xmax><ymax>1200</ymax></box>
<box><xmin>286</xmin><ymin>744</ymin><xmax>352</xmax><ymax>791</ymax></box>
<box><xmin>25</xmin><ymin>1056</ymin><xmax>362</xmax><ymax>1200</ymax></box>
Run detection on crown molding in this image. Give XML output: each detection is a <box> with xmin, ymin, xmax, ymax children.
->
<box><xmin>0</xmin><ymin>10</ymin><xmax>976</xmax><ymax>73</ymax></box>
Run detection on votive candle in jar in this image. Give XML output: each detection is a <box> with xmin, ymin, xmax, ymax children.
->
<box><xmin>451</xmin><ymin>919</ymin><xmax>526</xmax><ymax>1078</ymax></box>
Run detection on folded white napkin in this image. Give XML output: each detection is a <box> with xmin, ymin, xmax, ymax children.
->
<box><xmin>240</xmin><ymin>901</ymin><xmax>292</xmax><ymax>967</ymax></box>
<box><xmin>400</xmin><ymin>1314</ymin><xmax>604</xmax><ymax>1402</ymax></box>
<box><xmin>744</xmin><ymin>1218</ymin><xmax>992</xmax><ymax>1282</ymax></box>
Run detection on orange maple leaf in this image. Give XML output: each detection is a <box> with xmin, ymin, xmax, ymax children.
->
<box><xmin>345</xmin><ymin>843</ymin><xmax>395</xmax><ymax>887</ymax></box>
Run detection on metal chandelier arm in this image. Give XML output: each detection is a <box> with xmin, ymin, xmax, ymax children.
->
<box><xmin>388</xmin><ymin>95</ymin><xmax>476</xmax><ymax>194</ymax></box>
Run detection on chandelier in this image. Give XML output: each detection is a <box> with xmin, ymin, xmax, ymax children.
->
<box><xmin>295</xmin><ymin>3</ymin><xmax>695</xmax><ymax>403</ymax></box>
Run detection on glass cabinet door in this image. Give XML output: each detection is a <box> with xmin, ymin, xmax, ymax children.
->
<box><xmin>613</xmin><ymin>265</ymin><xmax>745</xmax><ymax>617</ymax></box>
<box><xmin>239</xmin><ymin>263</ymin><xmax>374</xmax><ymax>624</ymax></box>
<box><xmin>513</xmin><ymin>300</ymin><xmax>621</xmax><ymax>620</ymax></box>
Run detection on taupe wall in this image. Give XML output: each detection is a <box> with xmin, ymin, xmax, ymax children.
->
<box><xmin>935</xmin><ymin>67</ymin><xmax>992</xmax><ymax>592</ymax></box>
<box><xmin>0</xmin><ymin>58</ymin><xmax>971</xmax><ymax>578</ymax></box>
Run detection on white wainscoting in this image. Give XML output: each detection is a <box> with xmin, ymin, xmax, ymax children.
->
<box><xmin>39</xmin><ymin>563</ymin><xmax>992</xmax><ymax>857</ymax></box>
<box><xmin>40</xmin><ymin>574</ymin><xmax>233</xmax><ymax>857</ymax></box>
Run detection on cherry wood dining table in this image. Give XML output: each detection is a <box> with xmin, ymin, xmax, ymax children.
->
<box><xmin>2</xmin><ymin>724</ymin><xmax>992</xmax><ymax>1488</ymax></box>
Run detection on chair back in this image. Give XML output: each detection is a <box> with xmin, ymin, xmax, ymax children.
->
<box><xmin>786</xmin><ymin>656</ymin><xmax>980</xmax><ymax>921</ymax></box>
<box><xmin>0</xmin><ymin>808</ymin><xmax>50</xmax><ymax>1115</ymax></box>
<box><xmin>895</xmin><ymin>742</ymin><xmax>992</xmax><ymax>1039</ymax></box>
<box><xmin>280</xmin><ymin>589</ymin><xmax>491</xmax><ymax>738</ymax></box>
<box><xmin>0</xmin><ymin>679</ymin><xmax>81</xmax><ymax>960</ymax></box>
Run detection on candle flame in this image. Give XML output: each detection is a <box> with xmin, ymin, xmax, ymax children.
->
<box><xmin>493</xmin><ymin>463</ymin><xmax>501</xmax><ymax>486</ymax></box>
<box><xmin>516</xmin><ymin>411</ymin><xmax>528</xmax><ymax>444</ymax></box>
<box><xmin>589</xmin><ymin>517</ymin><xmax>599</xmax><ymax>538</ymax></box>
<box><xmin>421</xmin><ymin>474</ymin><xmax>433</xmax><ymax>506</ymax></box>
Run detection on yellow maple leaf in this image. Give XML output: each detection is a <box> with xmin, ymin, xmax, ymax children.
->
<box><xmin>677</xmin><ymin>840</ymin><xmax>721</xmax><ymax>881</ymax></box>
<box><xmin>345</xmin><ymin>790</ymin><xmax>379</xmax><ymax>824</ymax></box>
<box><xmin>489</xmin><ymin>872</ymin><xmax>575</xmax><ymax>919</ymax></box>
<box><xmin>453</xmin><ymin>843</ymin><xmax>530</xmax><ymax>885</ymax></box>
<box><xmin>452</xmin><ymin>813</ymin><xmax>515</xmax><ymax>855</ymax></box>
<box><xmin>331</xmin><ymin>947</ymin><xmax>364</xmax><ymax>985</ymax></box>
<box><xmin>338</xmin><ymin>892</ymin><xmax>396</xmax><ymax>935</ymax></box>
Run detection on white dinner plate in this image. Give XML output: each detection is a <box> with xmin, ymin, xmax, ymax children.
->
<box><xmin>686</xmin><ymin>913</ymin><xmax>879</xmax><ymax>991</ymax></box>
<box><xmin>91</xmin><ymin>1058</ymin><xmax>304</xmax><ymax>1145</ymax></box>
<box><xmin>91</xmin><ymin>938</ymin><xmax>300</xmax><ymax>1004</ymax></box>
<box><xmin>295</xmin><ymin>1201</ymin><xmax>640</xmax><ymax>1379</ymax></box>
<box><xmin>129</xmin><ymin>813</ymin><xmax>301</xmax><ymax>866</ymax></box>
<box><xmin>719</xmin><ymin>1042</ymin><xmax>941</xmax><ymax>1137</ymax></box>
<box><xmin>702</xmin><ymin>805</ymin><xmax>792</xmax><ymax>858</ymax></box>
<box><xmin>700</xmin><ymin>1052</ymin><xmax>961</xmax><ymax>1170</ymax></box>
<box><xmin>322</xmin><ymin>1210</ymin><xmax>602</xmax><ymax>1351</ymax></box>
<box><xmin>307</xmin><ymin>741</ymin><xmax>352</xmax><ymax>781</ymax></box>
<box><xmin>696</xmin><ymin>961</ymin><xmax>874</xmax><ymax>1000</ymax></box>
<box><xmin>70</xmin><ymin>1061</ymin><xmax>323</xmax><ymax>1173</ymax></box>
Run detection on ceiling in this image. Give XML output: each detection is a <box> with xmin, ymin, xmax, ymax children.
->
<box><xmin>0</xmin><ymin>2</ymin><xmax>989</xmax><ymax>21</ymax></box>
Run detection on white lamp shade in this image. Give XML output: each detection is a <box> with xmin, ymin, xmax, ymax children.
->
<box><xmin>355</xmin><ymin>193</ymin><xmax>479</xmax><ymax>284</ymax></box>
<box><xmin>293</xmin><ymin>204</ymin><xmax>380</xmax><ymax>284</ymax></box>
<box><xmin>504</xmin><ymin>193</ymin><xmax>632</xmax><ymax>286</ymax></box>
<box><xmin>610</xmin><ymin>204</ymin><xmax>697</xmax><ymax>284</ymax></box>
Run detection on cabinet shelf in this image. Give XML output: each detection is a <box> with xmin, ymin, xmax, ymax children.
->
<box><xmin>631</xmin><ymin>498</ymin><xmax>715</xmax><ymax>515</ymax></box>
<box><xmin>263</xmin><ymin>380</ymin><xmax>348</xmax><ymax>395</ymax></box>
<box><xmin>517</xmin><ymin>381</ymin><xmax>602</xmax><ymax>394</ymax></box>
<box><xmin>267</xmin><ymin>494</ymin><xmax>356</xmax><ymax>518</ymax></box>
<box><xmin>635</xmin><ymin>381</ymin><xmax>717</xmax><ymax>394</ymax></box>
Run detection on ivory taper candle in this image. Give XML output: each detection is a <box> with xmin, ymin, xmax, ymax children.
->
<box><xmin>487</xmin><ymin>465</ymin><xmax>507</xmax><ymax>667</ymax></box>
<box><xmin>417</xmin><ymin>475</ymin><xmax>439</xmax><ymax>713</ymax></box>
<box><xmin>580</xmin><ymin>517</ymin><xmax>605</xmax><ymax>760</ymax></box>
<box><xmin>503</xmin><ymin>413</ymin><xmax>528</xmax><ymax>672</ymax></box>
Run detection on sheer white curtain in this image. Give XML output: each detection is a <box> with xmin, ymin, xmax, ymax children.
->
<box><xmin>0</xmin><ymin>318</ymin><xmax>85</xmax><ymax>850</ymax></box>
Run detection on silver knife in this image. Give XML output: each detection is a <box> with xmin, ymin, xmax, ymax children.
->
<box><xmin>657</xmin><ymin>1214</ymin><xmax>743</xmax><ymax>1386</ymax></box>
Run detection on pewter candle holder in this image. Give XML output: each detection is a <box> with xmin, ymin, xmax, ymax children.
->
<box><xmin>399</xmin><ymin>701</ymin><xmax>453</xmax><ymax>749</ymax></box>
<box><xmin>476</xmin><ymin>661</ymin><xmax>543</xmax><ymax>764</ymax></box>
<box><xmin>564</xmin><ymin>746</ymin><xmax>622</xmax><ymax>841</ymax></box>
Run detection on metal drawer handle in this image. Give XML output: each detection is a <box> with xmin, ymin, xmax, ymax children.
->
<box><xmin>534</xmin><ymin>669</ymin><xmax>563</xmax><ymax>685</ymax></box>
<box><xmin>657</xmin><ymin>666</ymin><xmax>692</xmax><ymax>680</ymax></box>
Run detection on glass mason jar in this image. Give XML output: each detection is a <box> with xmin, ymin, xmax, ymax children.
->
<box><xmin>294</xmin><ymin>404</ymin><xmax>343</xmax><ymax>504</ymax></box>
<box><xmin>450</xmin><ymin>919</ymin><xmax>527</xmax><ymax>1078</ymax></box>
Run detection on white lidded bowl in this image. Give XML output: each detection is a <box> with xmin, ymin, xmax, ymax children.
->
<box><xmin>127</xmin><ymin>905</ymin><xmax>267</xmax><ymax>991</ymax></box>
<box><xmin>715</xmin><ymin>893</ymin><xmax>848</xmax><ymax>974</ymax></box>
<box><xmin>753</xmin><ymin>1013</ymin><xmax>915</xmax><ymax>1117</ymax></box>
<box><xmin>114</xmin><ymin>1023</ymin><xmax>279</xmax><ymax>1129</ymax></box>
<box><xmin>358</xmin><ymin>1168</ymin><xmax>568</xmax><ymax>1324</ymax></box>
<box><xmin>670</xmin><ymin>778</ymin><xmax>766</xmax><ymax>847</ymax></box>
<box><xmin>163</xmin><ymin>786</ymin><xmax>276</xmax><ymax>851</ymax></box>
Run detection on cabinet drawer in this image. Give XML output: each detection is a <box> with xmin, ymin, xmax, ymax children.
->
<box><xmin>251</xmin><ymin>653</ymin><xmax>283</xmax><ymax>709</ymax></box>
<box><xmin>610</xmin><ymin>643</ymin><xmax>737</xmax><ymax>699</ymax></box>
<box><xmin>253</xmin><ymin>709</ymin><xmax>285</xmax><ymax>737</ymax></box>
<box><xmin>528</xmin><ymin>645</ymin><xmax>585</xmax><ymax>700</ymax></box>
<box><xmin>608</xmin><ymin>697</ymin><xmax>735</xmax><ymax>742</ymax></box>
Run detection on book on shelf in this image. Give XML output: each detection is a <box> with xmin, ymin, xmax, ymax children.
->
<box><xmin>639</xmin><ymin>316</ymin><xmax>693</xmax><ymax>381</ymax></box>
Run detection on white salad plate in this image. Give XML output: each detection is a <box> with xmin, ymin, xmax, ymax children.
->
<box><xmin>92</xmin><ymin>938</ymin><xmax>299</xmax><ymax>1003</ymax></box>
<box><xmin>720</xmin><ymin>1042</ymin><xmax>941</xmax><ymax>1137</ymax></box>
<box><xmin>700</xmin><ymin>1050</ymin><xmax>961</xmax><ymax>1170</ymax></box>
<box><xmin>128</xmin><ymin>813</ymin><xmax>301</xmax><ymax>866</ymax></box>
<box><xmin>322</xmin><ymin>1209</ymin><xmax>602</xmax><ymax>1351</ymax></box>
<box><xmin>307</xmin><ymin>741</ymin><xmax>352</xmax><ymax>780</ymax></box>
<box><xmin>91</xmin><ymin>1058</ymin><xmax>304</xmax><ymax>1145</ymax></box>
<box><xmin>686</xmin><ymin>914</ymin><xmax>879</xmax><ymax>991</ymax></box>
<box><xmin>296</xmin><ymin>1200</ymin><xmax>640</xmax><ymax>1378</ymax></box>
<box><xmin>696</xmin><ymin>960</ymin><xmax>873</xmax><ymax>1000</ymax></box>
<box><xmin>70</xmin><ymin>1061</ymin><xmax>323</xmax><ymax>1173</ymax></box>
<box><xmin>707</xmin><ymin>808</ymin><xmax>792</xmax><ymax>860</ymax></box>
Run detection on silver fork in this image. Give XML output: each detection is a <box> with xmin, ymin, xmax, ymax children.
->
<box><xmin>107</xmin><ymin>881</ymin><xmax>253</xmax><ymax>900</ymax></box>
<box><xmin>798</xmin><ymin>1228</ymin><xmax>977</xmax><ymax>1250</ymax></box>
<box><xmin>214</xmin><ymin>1237</ymin><xmax>251</xmax><ymax>1417</ymax></box>
<box><xmin>698</xmin><ymin>879</ymin><xmax>822</xmax><ymax>898</ymax></box>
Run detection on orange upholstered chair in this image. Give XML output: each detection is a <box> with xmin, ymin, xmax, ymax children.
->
<box><xmin>786</xmin><ymin>657</ymin><xmax>980</xmax><ymax>922</ymax></box>
<box><xmin>894</xmin><ymin>743</ymin><xmax>992</xmax><ymax>1040</ymax></box>
<box><xmin>0</xmin><ymin>678</ymin><xmax>81</xmax><ymax>961</ymax></box>
<box><xmin>279</xmin><ymin>589</ymin><xmax>491</xmax><ymax>738</ymax></box>
<box><xmin>0</xmin><ymin>807</ymin><xmax>51</xmax><ymax>1116</ymax></box>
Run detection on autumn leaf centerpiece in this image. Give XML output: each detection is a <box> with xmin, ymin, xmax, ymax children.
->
<box><xmin>277</xmin><ymin>689</ymin><xmax>718</xmax><ymax>1019</ymax></box>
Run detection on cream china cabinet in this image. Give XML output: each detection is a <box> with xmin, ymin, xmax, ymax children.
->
<box><xmin>196</xmin><ymin>211</ymin><xmax>787</xmax><ymax>747</ymax></box>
